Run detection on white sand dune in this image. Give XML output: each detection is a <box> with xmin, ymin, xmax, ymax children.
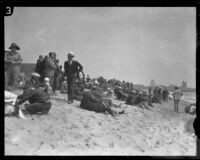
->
<box><xmin>5</xmin><ymin>91</ymin><xmax>196</xmax><ymax>155</ymax></box>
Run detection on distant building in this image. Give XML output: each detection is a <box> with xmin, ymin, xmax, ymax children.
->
<box><xmin>181</xmin><ymin>81</ymin><xmax>187</xmax><ymax>89</ymax></box>
<box><xmin>150</xmin><ymin>80</ymin><xmax>156</xmax><ymax>88</ymax></box>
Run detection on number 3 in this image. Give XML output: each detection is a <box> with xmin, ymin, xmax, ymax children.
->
<box><xmin>6</xmin><ymin>6</ymin><xmax>11</xmax><ymax>15</ymax></box>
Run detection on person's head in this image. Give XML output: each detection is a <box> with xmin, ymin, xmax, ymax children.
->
<box><xmin>189</xmin><ymin>105</ymin><xmax>196</xmax><ymax>114</ymax></box>
<box><xmin>68</xmin><ymin>52</ymin><xmax>75</xmax><ymax>61</ymax></box>
<box><xmin>31</xmin><ymin>72</ymin><xmax>40</xmax><ymax>81</ymax></box>
<box><xmin>39</xmin><ymin>55</ymin><xmax>43</xmax><ymax>60</ymax></box>
<box><xmin>44</xmin><ymin>77</ymin><xmax>50</xmax><ymax>83</ymax></box>
<box><xmin>49</xmin><ymin>52</ymin><xmax>56</xmax><ymax>59</ymax></box>
<box><xmin>174</xmin><ymin>86</ymin><xmax>178</xmax><ymax>90</ymax></box>
<box><xmin>9</xmin><ymin>43</ymin><xmax>20</xmax><ymax>51</ymax></box>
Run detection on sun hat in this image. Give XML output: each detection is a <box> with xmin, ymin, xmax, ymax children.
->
<box><xmin>9</xmin><ymin>43</ymin><xmax>20</xmax><ymax>50</ymax></box>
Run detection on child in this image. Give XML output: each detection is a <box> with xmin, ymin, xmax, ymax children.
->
<box><xmin>60</xmin><ymin>76</ymin><xmax>68</xmax><ymax>94</ymax></box>
<box><xmin>43</xmin><ymin>77</ymin><xmax>53</xmax><ymax>97</ymax></box>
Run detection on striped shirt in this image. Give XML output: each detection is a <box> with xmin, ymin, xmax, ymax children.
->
<box><xmin>18</xmin><ymin>88</ymin><xmax>50</xmax><ymax>104</ymax></box>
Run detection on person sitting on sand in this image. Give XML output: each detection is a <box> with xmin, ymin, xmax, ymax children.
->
<box><xmin>114</xmin><ymin>86</ymin><xmax>128</xmax><ymax>101</ymax></box>
<box><xmin>185</xmin><ymin>103</ymin><xmax>196</xmax><ymax>115</ymax></box>
<box><xmin>60</xmin><ymin>76</ymin><xmax>68</xmax><ymax>94</ymax></box>
<box><xmin>16</xmin><ymin>87</ymin><xmax>51</xmax><ymax>115</ymax></box>
<box><xmin>172</xmin><ymin>86</ymin><xmax>183</xmax><ymax>113</ymax></box>
<box><xmin>125</xmin><ymin>90</ymin><xmax>137</xmax><ymax>105</ymax></box>
<box><xmin>24</xmin><ymin>72</ymin><xmax>41</xmax><ymax>90</ymax></box>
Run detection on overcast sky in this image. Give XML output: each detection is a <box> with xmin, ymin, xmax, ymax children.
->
<box><xmin>5</xmin><ymin>7</ymin><xmax>196</xmax><ymax>87</ymax></box>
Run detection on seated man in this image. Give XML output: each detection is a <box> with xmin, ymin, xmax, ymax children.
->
<box><xmin>24</xmin><ymin>72</ymin><xmax>41</xmax><ymax>90</ymax></box>
<box><xmin>16</xmin><ymin>87</ymin><xmax>51</xmax><ymax>115</ymax></box>
<box><xmin>5</xmin><ymin>90</ymin><xmax>26</xmax><ymax>119</ymax></box>
<box><xmin>114</xmin><ymin>86</ymin><xmax>128</xmax><ymax>101</ymax></box>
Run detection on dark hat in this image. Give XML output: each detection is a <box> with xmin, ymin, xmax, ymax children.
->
<box><xmin>9</xmin><ymin>43</ymin><xmax>20</xmax><ymax>50</ymax></box>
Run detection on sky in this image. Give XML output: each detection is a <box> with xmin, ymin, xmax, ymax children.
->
<box><xmin>5</xmin><ymin>7</ymin><xmax>196</xmax><ymax>87</ymax></box>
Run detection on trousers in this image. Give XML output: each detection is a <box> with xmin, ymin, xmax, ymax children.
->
<box><xmin>25</xmin><ymin>102</ymin><xmax>51</xmax><ymax>114</ymax></box>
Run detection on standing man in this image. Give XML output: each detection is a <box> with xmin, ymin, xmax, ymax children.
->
<box><xmin>172</xmin><ymin>86</ymin><xmax>183</xmax><ymax>113</ymax></box>
<box><xmin>44</xmin><ymin>52</ymin><xmax>57</xmax><ymax>89</ymax></box>
<box><xmin>5</xmin><ymin>43</ymin><xmax>23</xmax><ymax>86</ymax></box>
<box><xmin>64</xmin><ymin>52</ymin><xmax>83</xmax><ymax>104</ymax></box>
<box><xmin>35</xmin><ymin>55</ymin><xmax>44</xmax><ymax>82</ymax></box>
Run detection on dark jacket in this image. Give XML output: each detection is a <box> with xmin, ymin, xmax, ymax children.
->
<box><xmin>64</xmin><ymin>60</ymin><xmax>83</xmax><ymax>78</ymax></box>
<box><xmin>18</xmin><ymin>88</ymin><xmax>50</xmax><ymax>105</ymax></box>
<box><xmin>35</xmin><ymin>59</ymin><xmax>43</xmax><ymax>74</ymax></box>
<box><xmin>24</xmin><ymin>79</ymin><xmax>41</xmax><ymax>90</ymax></box>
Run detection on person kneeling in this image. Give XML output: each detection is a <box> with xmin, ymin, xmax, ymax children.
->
<box><xmin>17</xmin><ymin>87</ymin><xmax>51</xmax><ymax>115</ymax></box>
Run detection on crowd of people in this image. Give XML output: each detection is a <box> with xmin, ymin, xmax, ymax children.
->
<box><xmin>4</xmin><ymin>42</ymin><xmax>196</xmax><ymax>119</ymax></box>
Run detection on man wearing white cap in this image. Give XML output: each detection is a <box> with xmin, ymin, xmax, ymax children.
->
<box><xmin>64</xmin><ymin>51</ymin><xmax>83</xmax><ymax>104</ymax></box>
<box><xmin>23</xmin><ymin>72</ymin><xmax>41</xmax><ymax>90</ymax></box>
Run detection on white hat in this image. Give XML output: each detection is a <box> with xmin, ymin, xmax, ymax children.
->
<box><xmin>68</xmin><ymin>51</ymin><xmax>75</xmax><ymax>57</ymax></box>
<box><xmin>44</xmin><ymin>77</ymin><xmax>50</xmax><ymax>82</ymax></box>
<box><xmin>31</xmin><ymin>72</ymin><xmax>40</xmax><ymax>77</ymax></box>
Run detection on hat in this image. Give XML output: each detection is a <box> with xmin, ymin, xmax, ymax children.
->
<box><xmin>68</xmin><ymin>51</ymin><xmax>75</xmax><ymax>57</ymax></box>
<box><xmin>31</xmin><ymin>72</ymin><xmax>40</xmax><ymax>77</ymax></box>
<box><xmin>9</xmin><ymin>43</ymin><xmax>20</xmax><ymax>50</ymax></box>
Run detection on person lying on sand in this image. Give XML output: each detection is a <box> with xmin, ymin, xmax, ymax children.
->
<box><xmin>16</xmin><ymin>87</ymin><xmax>51</xmax><ymax>115</ymax></box>
<box><xmin>185</xmin><ymin>103</ymin><xmax>196</xmax><ymax>115</ymax></box>
<box><xmin>69</xmin><ymin>82</ymin><xmax>124</xmax><ymax>116</ymax></box>
<box><xmin>132</xmin><ymin>91</ymin><xmax>153</xmax><ymax>110</ymax></box>
<box><xmin>5</xmin><ymin>90</ymin><xmax>26</xmax><ymax>119</ymax></box>
<box><xmin>80</xmin><ymin>91</ymin><xmax>124</xmax><ymax>117</ymax></box>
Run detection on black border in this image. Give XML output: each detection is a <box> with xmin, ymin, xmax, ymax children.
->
<box><xmin>1</xmin><ymin>0</ymin><xmax>200</xmax><ymax>159</ymax></box>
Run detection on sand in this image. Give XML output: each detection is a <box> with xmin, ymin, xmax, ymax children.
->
<box><xmin>5</xmin><ymin>90</ymin><xmax>196</xmax><ymax>155</ymax></box>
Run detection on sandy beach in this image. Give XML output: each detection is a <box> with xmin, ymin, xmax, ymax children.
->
<box><xmin>5</xmin><ymin>90</ymin><xmax>196</xmax><ymax>156</ymax></box>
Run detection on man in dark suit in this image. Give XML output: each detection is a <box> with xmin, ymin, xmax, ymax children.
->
<box><xmin>64</xmin><ymin>52</ymin><xmax>83</xmax><ymax>104</ymax></box>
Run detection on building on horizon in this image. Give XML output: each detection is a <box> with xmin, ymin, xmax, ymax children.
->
<box><xmin>150</xmin><ymin>80</ymin><xmax>156</xmax><ymax>88</ymax></box>
<box><xmin>181</xmin><ymin>81</ymin><xmax>187</xmax><ymax>89</ymax></box>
